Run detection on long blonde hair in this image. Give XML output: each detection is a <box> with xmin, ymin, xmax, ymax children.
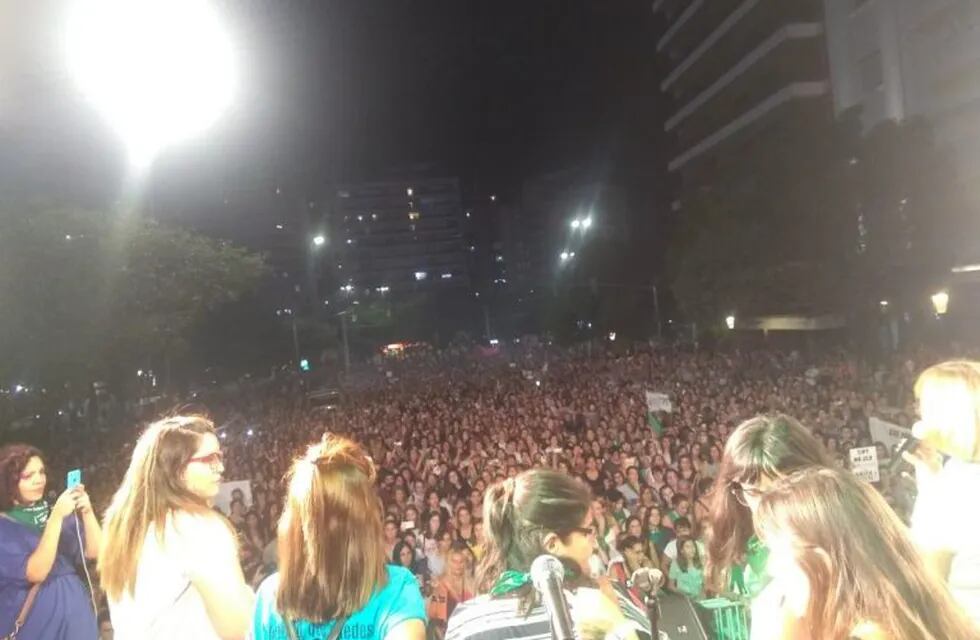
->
<box><xmin>276</xmin><ymin>433</ymin><xmax>387</xmax><ymax>622</ymax></box>
<box><xmin>99</xmin><ymin>416</ymin><xmax>219</xmax><ymax>599</ymax></box>
<box><xmin>755</xmin><ymin>467</ymin><xmax>978</xmax><ymax>640</ymax></box>
<box><xmin>915</xmin><ymin>360</ymin><xmax>980</xmax><ymax>461</ymax></box>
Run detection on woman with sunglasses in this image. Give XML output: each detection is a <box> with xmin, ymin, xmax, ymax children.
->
<box><xmin>447</xmin><ymin>469</ymin><xmax>651</xmax><ymax>640</ymax></box>
<box><xmin>100</xmin><ymin>416</ymin><xmax>255</xmax><ymax>639</ymax></box>
<box><xmin>704</xmin><ymin>415</ymin><xmax>833</xmax><ymax>637</ymax></box>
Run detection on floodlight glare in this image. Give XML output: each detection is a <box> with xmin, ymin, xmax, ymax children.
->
<box><xmin>65</xmin><ymin>0</ymin><xmax>237</xmax><ymax>169</ymax></box>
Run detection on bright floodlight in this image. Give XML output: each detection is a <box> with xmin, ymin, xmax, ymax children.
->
<box><xmin>560</xmin><ymin>251</ymin><xmax>570</xmax><ymax>261</ymax></box>
<box><xmin>932</xmin><ymin>290</ymin><xmax>949</xmax><ymax>315</ymax></box>
<box><xmin>582</xmin><ymin>216</ymin><xmax>593</xmax><ymax>229</ymax></box>
<box><xmin>570</xmin><ymin>219</ymin><xmax>581</xmax><ymax>229</ymax></box>
<box><xmin>65</xmin><ymin>0</ymin><xmax>237</xmax><ymax>169</ymax></box>
<box><xmin>725</xmin><ymin>315</ymin><xmax>736</xmax><ymax>330</ymax></box>
<box><xmin>312</xmin><ymin>235</ymin><xmax>326</xmax><ymax>247</ymax></box>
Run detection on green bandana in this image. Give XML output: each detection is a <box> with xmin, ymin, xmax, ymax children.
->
<box><xmin>490</xmin><ymin>567</ymin><xmax>576</xmax><ymax>596</ymax></box>
<box><xmin>490</xmin><ymin>570</ymin><xmax>531</xmax><ymax>596</ymax></box>
<box><xmin>5</xmin><ymin>500</ymin><xmax>50</xmax><ymax>532</ymax></box>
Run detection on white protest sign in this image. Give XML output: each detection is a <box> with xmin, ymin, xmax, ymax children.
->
<box><xmin>849</xmin><ymin>446</ymin><xmax>880</xmax><ymax>483</ymax></box>
<box><xmin>215</xmin><ymin>480</ymin><xmax>253</xmax><ymax>515</ymax></box>
<box><xmin>645</xmin><ymin>391</ymin><xmax>673</xmax><ymax>414</ymax></box>
<box><xmin>868</xmin><ymin>416</ymin><xmax>913</xmax><ymax>457</ymax></box>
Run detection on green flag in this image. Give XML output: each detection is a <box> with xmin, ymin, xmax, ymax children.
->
<box><xmin>647</xmin><ymin>412</ymin><xmax>663</xmax><ymax>435</ymax></box>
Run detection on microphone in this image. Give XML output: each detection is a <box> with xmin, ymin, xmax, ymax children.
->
<box><xmin>888</xmin><ymin>436</ymin><xmax>920</xmax><ymax>475</ymax></box>
<box><xmin>530</xmin><ymin>554</ymin><xmax>575</xmax><ymax>640</ymax></box>
<box><xmin>628</xmin><ymin>567</ymin><xmax>664</xmax><ymax>594</ymax></box>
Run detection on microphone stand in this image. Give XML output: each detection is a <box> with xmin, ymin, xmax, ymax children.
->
<box><xmin>644</xmin><ymin>590</ymin><xmax>660</xmax><ymax>639</ymax></box>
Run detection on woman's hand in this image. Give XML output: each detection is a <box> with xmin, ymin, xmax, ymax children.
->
<box><xmin>902</xmin><ymin>423</ymin><xmax>945</xmax><ymax>494</ymax></box>
<box><xmin>73</xmin><ymin>485</ymin><xmax>94</xmax><ymax>516</ymax></box>
<box><xmin>50</xmin><ymin>487</ymin><xmax>80</xmax><ymax>521</ymax></box>
<box><xmin>569</xmin><ymin>585</ymin><xmax>627</xmax><ymax>640</ymax></box>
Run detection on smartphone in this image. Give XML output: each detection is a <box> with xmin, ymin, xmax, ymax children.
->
<box><xmin>400</xmin><ymin>520</ymin><xmax>415</xmax><ymax>532</ymax></box>
<box><xmin>66</xmin><ymin>468</ymin><xmax>82</xmax><ymax>490</ymax></box>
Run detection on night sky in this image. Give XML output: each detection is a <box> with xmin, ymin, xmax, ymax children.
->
<box><xmin>0</xmin><ymin>0</ymin><xmax>664</xmax><ymax>203</ymax></box>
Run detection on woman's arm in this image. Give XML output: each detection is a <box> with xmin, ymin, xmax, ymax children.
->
<box><xmin>386</xmin><ymin>619</ymin><xmax>426</xmax><ymax>640</ymax></box>
<box><xmin>74</xmin><ymin>487</ymin><xmax>102</xmax><ymax>560</ymax></box>
<box><xmin>25</xmin><ymin>488</ymin><xmax>78</xmax><ymax>583</ymax></box>
<box><xmin>182</xmin><ymin>516</ymin><xmax>255</xmax><ymax>640</ymax></box>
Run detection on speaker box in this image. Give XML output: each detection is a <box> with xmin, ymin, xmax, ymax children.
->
<box><xmin>655</xmin><ymin>592</ymin><xmax>711</xmax><ymax>640</ymax></box>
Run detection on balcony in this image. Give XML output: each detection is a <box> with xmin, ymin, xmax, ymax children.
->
<box><xmin>670</xmin><ymin>34</ymin><xmax>826</xmax><ymax>150</ymax></box>
<box><xmin>660</xmin><ymin>0</ymin><xmax>823</xmax><ymax>96</ymax></box>
<box><xmin>658</xmin><ymin>0</ymin><xmax>742</xmax><ymax>59</ymax></box>
<box><xmin>668</xmin><ymin>81</ymin><xmax>831</xmax><ymax>172</ymax></box>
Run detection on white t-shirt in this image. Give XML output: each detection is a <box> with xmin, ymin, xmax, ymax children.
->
<box><xmin>109</xmin><ymin>511</ymin><xmax>238</xmax><ymax>639</ymax></box>
<box><xmin>663</xmin><ymin>539</ymin><xmax>705</xmax><ymax>562</ymax></box>
<box><xmin>911</xmin><ymin>458</ymin><xmax>980</xmax><ymax>626</ymax></box>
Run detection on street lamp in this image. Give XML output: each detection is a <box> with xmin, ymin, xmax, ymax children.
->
<box><xmin>65</xmin><ymin>0</ymin><xmax>237</xmax><ymax>169</ymax></box>
<box><xmin>931</xmin><ymin>290</ymin><xmax>950</xmax><ymax>315</ymax></box>
<box><xmin>312</xmin><ymin>235</ymin><xmax>326</xmax><ymax>247</ymax></box>
<box><xmin>725</xmin><ymin>315</ymin><xmax>736</xmax><ymax>330</ymax></box>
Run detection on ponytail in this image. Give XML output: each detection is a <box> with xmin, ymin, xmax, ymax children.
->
<box><xmin>476</xmin><ymin>470</ymin><xmax>591</xmax><ymax>613</ymax></box>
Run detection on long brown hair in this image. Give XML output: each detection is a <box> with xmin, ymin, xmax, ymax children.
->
<box><xmin>276</xmin><ymin>433</ymin><xmax>387</xmax><ymax>622</ymax></box>
<box><xmin>705</xmin><ymin>414</ymin><xmax>833</xmax><ymax>591</ymax></box>
<box><xmin>100</xmin><ymin>416</ymin><xmax>219</xmax><ymax>599</ymax></box>
<box><xmin>478</xmin><ymin>469</ymin><xmax>592</xmax><ymax>612</ymax></box>
<box><xmin>756</xmin><ymin>467</ymin><xmax>978</xmax><ymax>640</ymax></box>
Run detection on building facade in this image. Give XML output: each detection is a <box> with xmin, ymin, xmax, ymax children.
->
<box><xmin>329</xmin><ymin>177</ymin><xmax>468</xmax><ymax>299</ymax></box>
<box><xmin>824</xmin><ymin>0</ymin><xmax>980</xmax><ymax>195</ymax></box>
<box><xmin>652</xmin><ymin>0</ymin><xmax>831</xmax><ymax>194</ymax></box>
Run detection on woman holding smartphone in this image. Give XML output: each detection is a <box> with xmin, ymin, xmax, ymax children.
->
<box><xmin>0</xmin><ymin>443</ymin><xmax>101</xmax><ymax>640</ymax></box>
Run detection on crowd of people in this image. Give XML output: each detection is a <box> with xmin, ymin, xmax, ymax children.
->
<box><xmin>1</xmin><ymin>340</ymin><xmax>978</xmax><ymax>640</ymax></box>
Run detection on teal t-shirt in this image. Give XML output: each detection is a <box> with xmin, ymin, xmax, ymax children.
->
<box><xmin>252</xmin><ymin>565</ymin><xmax>427</xmax><ymax>640</ymax></box>
<box><xmin>670</xmin><ymin>560</ymin><xmax>705</xmax><ymax>600</ymax></box>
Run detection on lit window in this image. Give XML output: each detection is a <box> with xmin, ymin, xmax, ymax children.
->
<box><xmin>414</xmin><ymin>271</ymin><xmax>428</xmax><ymax>281</ymax></box>
<box><xmin>441</xmin><ymin>273</ymin><xmax>452</xmax><ymax>279</ymax></box>
<box><xmin>408</xmin><ymin>211</ymin><xmax>420</xmax><ymax>221</ymax></box>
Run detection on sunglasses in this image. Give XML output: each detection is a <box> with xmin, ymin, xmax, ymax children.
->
<box><xmin>566</xmin><ymin>525</ymin><xmax>596</xmax><ymax>537</ymax></box>
<box><xmin>188</xmin><ymin>451</ymin><xmax>224</xmax><ymax>468</ymax></box>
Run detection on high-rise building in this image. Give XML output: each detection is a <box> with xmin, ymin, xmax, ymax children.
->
<box><xmin>824</xmin><ymin>0</ymin><xmax>980</xmax><ymax>195</ymax></box>
<box><xmin>651</xmin><ymin>0</ymin><xmax>830</xmax><ymax>195</ymax></box>
<box><xmin>329</xmin><ymin>177</ymin><xmax>468</xmax><ymax>299</ymax></box>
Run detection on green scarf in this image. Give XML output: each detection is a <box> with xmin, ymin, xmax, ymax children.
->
<box><xmin>5</xmin><ymin>500</ymin><xmax>50</xmax><ymax>532</ymax></box>
<box><xmin>490</xmin><ymin>567</ymin><xmax>575</xmax><ymax>596</ymax></box>
<box><xmin>490</xmin><ymin>570</ymin><xmax>531</xmax><ymax>596</ymax></box>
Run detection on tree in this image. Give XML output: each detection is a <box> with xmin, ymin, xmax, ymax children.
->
<box><xmin>665</xmin><ymin>111</ymin><xmax>961</xmax><ymax>326</ymax></box>
<box><xmin>0</xmin><ymin>201</ymin><xmax>267</xmax><ymax>390</ymax></box>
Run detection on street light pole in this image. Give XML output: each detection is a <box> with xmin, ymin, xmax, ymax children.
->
<box><xmin>340</xmin><ymin>311</ymin><xmax>351</xmax><ymax>372</ymax></box>
<box><xmin>652</xmin><ymin>285</ymin><xmax>662</xmax><ymax>340</ymax></box>
<box><xmin>291</xmin><ymin>315</ymin><xmax>301</xmax><ymax>368</ymax></box>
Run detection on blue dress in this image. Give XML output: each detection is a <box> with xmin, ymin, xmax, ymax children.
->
<box><xmin>253</xmin><ymin>564</ymin><xmax>426</xmax><ymax>640</ymax></box>
<box><xmin>0</xmin><ymin>514</ymin><xmax>97</xmax><ymax>639</ymax></box>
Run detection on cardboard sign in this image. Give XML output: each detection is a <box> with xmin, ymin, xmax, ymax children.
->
<box><xmin>645</xmin><ymin>391</ymin><xmax>673</xmax><ymax>414</ymax></box>
<box><xmin>868</xmin><ymin>417</ymin><xmax>913</xmax><ymax>457</ymax></box>
<box><xmin>215</xmin><ymin>480</ymin><xmax>253</xmax><ymax>515</ymax></box>
<box><xmin>849</xmin><ymin>446</ymin><xmax>880</xmax><ymax>483</ymax></box>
